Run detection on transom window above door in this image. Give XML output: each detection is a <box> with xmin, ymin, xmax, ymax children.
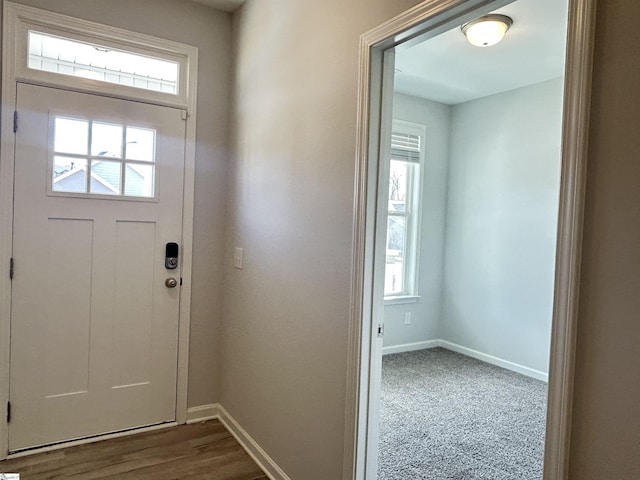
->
<box><xmin>6</xmin><ymin>2</ymin><xmax>197</xmax><ymax>109</ymax></box>
<box><xmin>51</xmin><ymin>116</ymin><xmax>156</xmax><ymax>199</ymax></box>
<box><xmin>29</xmin><ymin>32</ymin><xmax>179</xmax><ymax>95</ymax></box>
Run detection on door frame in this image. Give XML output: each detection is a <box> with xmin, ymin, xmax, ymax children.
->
<box><xmin>0</xmin><ymin>2</ymin><xmax>199</xmax><ymax>458</ymax></box>
<box><xmin>343</xmin><ymin>0</ymin><xmax>597</xmax><ymax>479</ymax></box>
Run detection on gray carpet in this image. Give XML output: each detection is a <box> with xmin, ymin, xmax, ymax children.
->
<box><xmin>378</xmin><ymin>348</ymin><xmax>547</xmax><ymax>480</ymax></box>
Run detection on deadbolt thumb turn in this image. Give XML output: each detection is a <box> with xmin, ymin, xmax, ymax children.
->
<box><xmin>165</xmin><ymin>277</ymin><xmax>178</xmax><ymax>288</ymax></box>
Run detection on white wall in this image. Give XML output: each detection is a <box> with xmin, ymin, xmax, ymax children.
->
<box><xmin>441</xmin><ymin>77</ymin><xmax>564</xmax><ymax>373</ymax></box>
<box><xmin>3</xmin><ymin>0</ymin><xmax>233</xmax><ymax>407</ymax></box>
<box><xmin>385</xmin><ymin>80</ymin><xmax>563</xmax><ymax>376</ymax></box>
<box><xmin>383</xmin><ymin>93</ymin><xmax>451</xmax><ymax>348</ymax></box>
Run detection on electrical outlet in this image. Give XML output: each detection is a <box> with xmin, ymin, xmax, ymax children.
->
<box><xmin>404</xmin><ymin>312</ymin><xmax>411</xmax><ymax>325</ymax></box>
<box><xmin>234</xmin><ymin>247</ymin><xmax>243</xmax><ymax>269</ymax></box>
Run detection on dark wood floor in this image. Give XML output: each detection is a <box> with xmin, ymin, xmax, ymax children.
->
<box><xmin>0</xmin><ymin>420</ymin><xmax>268</xmax><ymax>480</ymax></box>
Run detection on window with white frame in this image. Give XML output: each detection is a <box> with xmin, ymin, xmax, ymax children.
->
<box><xmin>5</xmin><ymin>2</ymin><xmax>196</xmax><ymax>109</ymax></box>
<box><xmin>28</xmin><ymin>32</ymin><xmax>179</xmax><ymax>95</ymax></box>
<box><xmin>384</xmin><ymin>121</ymin><xmax>425</xmax><ymax>297</ymax></box>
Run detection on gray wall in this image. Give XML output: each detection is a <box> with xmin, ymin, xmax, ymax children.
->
<box><xmin>220</xmin><ymin>1</ymin><xmax>640</xmax><ymax>476</ymax></box>
<box><xmin>5</xmin><ymin>0</ymin><xmax>639</xmax><ymax>478</ymax></box>
<box><xmin>221</xmin><ymin>1</ymin><xmax>423</xmax><ymax>478</ymax></box>
<box><xmin>569</xmin><ymin>1</ymin><xmax>640</xmax><ymax>477</ymax></box>
<box><xmin>383</xmin><ymin>93</ymin><xmax>451</xmax><ymax>348</ymax></box>
<box><xmin>3</xmin><ymin>0</ymin><xmax>233</xmax><ymax>408</ymax></box>
<box><xmin>441</xmin><ymin>78</ymin><xmax>564</xmax><ymax>373</ymax></box>
<box><xmin>225</xmin><ymin>1</ymin><xmax>640</xmax><ymax>476</ymax></box>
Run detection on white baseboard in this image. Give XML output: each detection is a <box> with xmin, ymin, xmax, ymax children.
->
<box><xmin>382</xmin><ymin>340</ymin><xmax>440</xmax><ymax>355</ymax></box>
<box><xmin>186</xmin><ymin>403</ymin><xmax>220</xmax><ymax>424</ymax></box>
<box><xmin>382</xmin><ymin>339</ymin><xmax>548</xmax><ymax>382</ymax></box>
<box><xmin>187</xmin><ymin>403</ymin><xmax>290</xmax><ymax>479</ymax></box>
<box><xmin>438</xmin><ymin>340</ymin><xmax>549</xmax><ymax>382</ymax></box>
<box><xmin>218</xmin><ymin>405</ymin><xmax>291</xmax><ymax>480</ymax></box>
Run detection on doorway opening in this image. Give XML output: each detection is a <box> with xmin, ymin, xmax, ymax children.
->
<box><xmin>346</xmin><ymin>0</ymin><xmax>596</xmax><ymax>478</ymax></box>
<box><xmin>379</xmin><ymin>0</ymin><xmax>565</xmax><ymax>477</ymax></box>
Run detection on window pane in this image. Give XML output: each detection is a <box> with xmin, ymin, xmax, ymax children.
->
<box><xmin>54</xmin><ymin>118</ymin><xmax>88</xmax><ymax>155</ymax></box>
<box><xmin>388</xmin><ymin>160</ymin><xmax>408</xmax><ymax>212</ymax></box>
<box><xmin>126</xmin><ymin>127</ymin><xmax>155</xmax><ymax>162</ymax></box>
<box><xmin>52</xmin><ymin>157</ymin><xmax>87</xmax><ymax>193</ymax></box>
<box><xmin>50</xmin><ymin>118</ymin><xmax>156</xmax><ymax>199</ymax></box>
<box><xmin>385</xmin><ymin>215</ymin><xmax>407</xmax><ymax>295</ymax></box>
<box><xmin>28</xmin><ymin>32</ymin><xmax>179</xmax><ymax>95</ymax></box>
<box><xmin>90</xmin><ymin>160</ymin><xmax>121</xmax><ymax>194</ymax></box>
<box><xmin>92</xmin><ymin>122</ymin><xmax>123</xmax><ymax>157</ymax></box>
<box><xmin>124</xmin><ymin>164</ymin><xmax>154</xmax><ymax>198</ymax></box>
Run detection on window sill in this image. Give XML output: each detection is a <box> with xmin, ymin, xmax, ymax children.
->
<box><xmin>384</xmin><ymin>295</ymin><xmax>420</xmax><ymax>305</ymax></box>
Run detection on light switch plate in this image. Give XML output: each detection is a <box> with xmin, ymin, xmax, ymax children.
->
<box><xmin>234</xmin><ymin>247</ymin><xmax>243</xmax><ymax>269</ymax></box>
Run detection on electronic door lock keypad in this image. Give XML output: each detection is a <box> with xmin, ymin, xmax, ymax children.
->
<box><xmin>165</xmin><ymin>242</ymin><xmax>179</xmax><ymax>269</ymax></box>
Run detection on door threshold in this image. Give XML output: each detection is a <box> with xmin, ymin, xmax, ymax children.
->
<box><xmin>7</xmin><ymin>421</ymin><xmax>177</xmax><ymax>459</ymax></box>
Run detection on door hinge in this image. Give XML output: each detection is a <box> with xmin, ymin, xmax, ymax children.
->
<box><xmin>9</xmin><ymin>258</ymin><xmax>14</xmax><ymax>280</ymax></box>
<box><xmin>377</xmin><ymin>323</ymin><xmax>384</xmax><ymax>338</ymax></box>
<box><xmin>13</xmin><ymin>110</ymin><xmax>18</xmax><ymax>133</ymax></box>
<box><xmin>7</xmin><ymin>401</ymin><xmax>10</xmax><ymax>423</ymax></box>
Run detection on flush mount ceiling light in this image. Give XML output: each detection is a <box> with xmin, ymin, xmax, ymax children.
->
<box><xmin>461</xmin><ymin>14</ymin><xmax>513</xmax><ymax>47</ymax></box>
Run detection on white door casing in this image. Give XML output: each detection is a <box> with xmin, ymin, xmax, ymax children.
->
<box><xmin>344</xmin><ymin>0</ymin><xmax>597</xmax><ymax>479</ymax></box>
<box><xmin>9</xmin><ymin>83</ymin><xmax>186</xmax><ymax>451</ymax></box>
<box><xmin>363</xmin><ymin>48</ymin><xmax>396</xmax><ymax>478</ymax></box>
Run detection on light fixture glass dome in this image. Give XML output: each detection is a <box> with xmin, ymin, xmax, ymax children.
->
<box><xmin>461</xmin><ymin>14</ymin><xmax>513</xmax><ymax>47</ymax></box>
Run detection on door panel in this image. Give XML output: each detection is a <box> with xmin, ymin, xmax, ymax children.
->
<box><xmin>9</xmin><ymin>83</ymin><xmax>186</xmax><ymax>451</ymax></box>
<box><xmin>112</xmin><ymin>221</ymin><xmax>156</xmax><ymax>388</ymax></box>
<box><xmin>43</xmin><ymin>217</ymin><xmax>94</xmax><ymax>398</ymax></box>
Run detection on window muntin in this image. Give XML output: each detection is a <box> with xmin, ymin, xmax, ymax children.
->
<box><xmin>29</xmin><ymin>32</ymin><xmax>179</xmax><ymax>95</ymax></box>
<box><xmin>384</xmin><ymin>124</ymin><xmax>423</xmax><ymax>297</ymax></box>
<box><xmin>52</xmin><ymin>116</ymin><xmax>156</xmax><ymax>198</ymax></box>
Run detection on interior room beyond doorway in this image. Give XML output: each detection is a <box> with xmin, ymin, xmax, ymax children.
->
<box><xmin>376</xmin><ymin>0</ymin><xmax>569</xmax><ymax>477</ymax></box>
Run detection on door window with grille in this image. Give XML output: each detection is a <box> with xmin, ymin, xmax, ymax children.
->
<box><xmin>51</xmin><ymin>117</ymin><xmax>156</xmax><ymax>199</ymax></box>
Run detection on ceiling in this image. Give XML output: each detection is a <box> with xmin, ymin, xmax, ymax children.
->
<box><xmin>394</xmin><ymin>0</ymin><xmax>568</xmax><ymax>105</ymax></box>
<box><xmin>185</xmin><ymin>0</ymin><xmax>245</xmax><ymax>12</ymax></box>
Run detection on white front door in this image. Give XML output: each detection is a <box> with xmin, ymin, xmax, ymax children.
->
<box><xmin>9</xmin><ymin>83</ymin><xmax>186</xmax><ymax>451</ymax></box>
